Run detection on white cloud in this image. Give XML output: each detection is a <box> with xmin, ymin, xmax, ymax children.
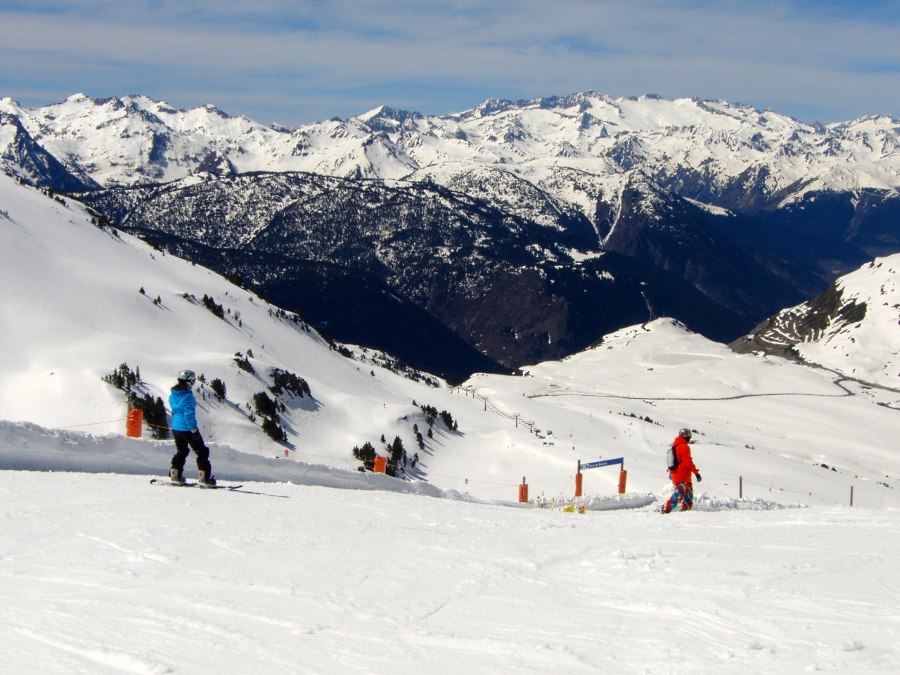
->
<box><xmin>0</xmin><ymin>0</ymin><xmax>897</xmax><ymax>124</ymax></box>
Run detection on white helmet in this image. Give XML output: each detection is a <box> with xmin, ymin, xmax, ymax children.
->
<box><xmin>177</xmin><ymin>369</ymin><xmax>197</xmax><ymax>383</ymax></box>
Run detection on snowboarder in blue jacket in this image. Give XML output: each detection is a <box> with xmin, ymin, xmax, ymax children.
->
<box><xmin>168</xmin><ymin>369</ymin><xmax>216</xmax><ymax>485</ymax></box>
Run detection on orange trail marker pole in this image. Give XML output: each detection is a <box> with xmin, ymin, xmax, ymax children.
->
<box><xmin>125</xmin><ymin>408</ymin><xmax>143</xmax><ymax>438</ymax></box>
<box><xmin>575</xmin><ymin>460</ymin><xmax>583</xmax><ymax>498</ymax></box>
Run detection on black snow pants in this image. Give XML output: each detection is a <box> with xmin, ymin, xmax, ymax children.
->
<box><xmin>171</xmin><ymin>429</ymin><xmax>212</xmax><ymax>474</ymax></box>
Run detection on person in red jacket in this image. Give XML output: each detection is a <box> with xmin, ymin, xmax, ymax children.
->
<box><xmin>662</xmin><ymin>427</ymin><xmax>702</xmax><ymax>513</ymax></box>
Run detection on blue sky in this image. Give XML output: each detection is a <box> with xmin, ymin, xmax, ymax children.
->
<box><xmin>1</xmin><ymin>0</ymin><xmax>898</xmax><ymax>126</ymax></box>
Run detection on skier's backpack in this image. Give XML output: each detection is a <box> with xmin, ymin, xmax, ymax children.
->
<box><xmin>666</xmin><ymin>444</ymin><xmax>680</xmax><ymax>472</ymax></box>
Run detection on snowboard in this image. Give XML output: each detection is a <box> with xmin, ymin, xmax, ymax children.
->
<box><xmin>150</xmin><ymin>478</ymin><xmax>243</xmax><ymax>490</ymax></box>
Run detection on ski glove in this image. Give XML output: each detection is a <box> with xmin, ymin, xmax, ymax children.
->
<box><xmin>695</xmin><ymin>473</ymin><xmax>702</xmax><ymax>482</ymax></box>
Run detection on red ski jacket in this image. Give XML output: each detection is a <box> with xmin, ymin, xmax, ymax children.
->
<box><xmin>670</xmin><ymin>435</ymin><xmax>699</xmax><ymax>485</ymax></box>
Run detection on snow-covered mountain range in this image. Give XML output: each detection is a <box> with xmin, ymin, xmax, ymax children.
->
<box><xmin>2</xmin><ymin>92</ymin><xmax>898</xmax><ymax>211</ymax></box>
<box><xmin>2</xmin><ymin>91</ymin><xmax>898</xmax><ymax>374</ymax></box>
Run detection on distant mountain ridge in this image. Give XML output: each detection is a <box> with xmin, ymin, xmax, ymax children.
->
<box><xmin>2</xmin><ymin>91</ymin><xmax>898</xmax><ymax>211</ymax></box>
<box><xmin>3</xmin><ymin>91</ymin><xmax>899</xmax><ymax>375</ymax></box>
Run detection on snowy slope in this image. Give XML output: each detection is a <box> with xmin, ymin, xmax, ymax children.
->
<box><xmin>0</xmin><ymin>172</ymin><xmax>464</xmax><ymax>474</ymax></box>
<box><xmin>3</xmin><ymin>173</ymin><xmax>900</xmax><ymax>671</ymax></box>
<box><xmin>794</xmin><ymin>257</ymin><xmax>900</xmax><ymax>385</ymax></box>
<box><xmin>2</xmin><ymin>469</ymin><xmax>899</xmax><ymax>674</ymax></box>
<box><xmin>735</xmin><ymin>254</ymin><xmax>900</xmax><ymax>387</ymax></box>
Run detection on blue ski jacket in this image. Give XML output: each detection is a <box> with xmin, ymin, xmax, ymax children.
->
<box><xmin>169</xmin><ymin>386</ymin><xmax>198</xmax><ymax>432</ymax></box>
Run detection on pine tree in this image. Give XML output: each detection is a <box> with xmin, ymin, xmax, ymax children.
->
<box><xmin>352</xmin><ymin>441</ymin><xmax>377</xmax><ymax>471</ymax></box>
<box><xmin>210</xmin><ymin>378</ymin><xmax>227</xmax><ymax>401</ymax></box>
<box><xmin>261</xmin><ymin>416</ymin><xmax>287</xmax><ymax>442</ymax></box>
<box><xmin>252</xmin><ymin>391</ymin><xmax>278</xmax><ymax>419</ymax></box>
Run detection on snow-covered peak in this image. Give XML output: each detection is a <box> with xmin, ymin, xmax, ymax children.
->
<box><xmin>735</xmin><ymin>253</ymin><xmax>900</xmax><ymax>387</ymax></box>
<box><xmin>0</xmin><ymin>96</ymin><xmax>22</xmax><ymax>114</ymax></box>
<box><xmin>355</xmin><ymin>105</ymin><xmax>388</xmax><ymax>123</ymax></box>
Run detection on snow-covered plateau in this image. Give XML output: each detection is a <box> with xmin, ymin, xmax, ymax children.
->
<box><xmin>2</xmin><ymin>173</ymin><xmax>900</xmax><ymax>673</ymax></box>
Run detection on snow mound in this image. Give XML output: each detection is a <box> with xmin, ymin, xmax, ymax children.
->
<box><xmin>692</xmin><ymin>494</ymin><xmax>798</xmax><ymax>511</ymax></box>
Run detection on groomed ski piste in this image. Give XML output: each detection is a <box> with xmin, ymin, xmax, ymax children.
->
<box><xmin>2</xmin><ymin>173</ymin><xmax>900</xmax><ymax>672</ymax></box>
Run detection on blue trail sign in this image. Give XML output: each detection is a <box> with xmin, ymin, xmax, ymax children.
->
<box><xmin>579</xmin><ymin>457</ymin><xmax>624</xmax><ymax>471</ymax></box>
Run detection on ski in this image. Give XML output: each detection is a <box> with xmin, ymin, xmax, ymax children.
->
<box><xmin>150</xmin><ymin>478</ymin><xmax>243</xmax><ymax>490</ymax></box>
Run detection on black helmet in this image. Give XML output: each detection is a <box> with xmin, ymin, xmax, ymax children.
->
<box><xmin>679</xmin><ymin>427</ymin><xmax>692</xmax><ymax>440</ymax></box>
<box><xmin>177</xmin><ymin>369</ymin><xmax>197</xmax><ymax>383</ymax></box>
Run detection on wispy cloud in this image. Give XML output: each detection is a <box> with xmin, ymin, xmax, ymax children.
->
<box><xmin>0</xmin><ymin>0</ymin><xmax>897</xmax><ymax>125</ymax></box>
